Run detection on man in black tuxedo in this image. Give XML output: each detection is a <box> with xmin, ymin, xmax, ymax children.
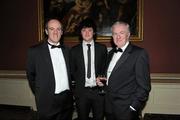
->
<box><xmin>26</xmin><ymin>18</ymin><xmax>73</xmax><ymax>120</ymax></box>
<box><xmin>70</xmin><ymin>18</ymin><xmax>107</xmax><ymax>120</ymax></box>
<box><xmin>97</xmin><ymin>21</ymin><xmax>151</xmax><ymax>120</ymax></box>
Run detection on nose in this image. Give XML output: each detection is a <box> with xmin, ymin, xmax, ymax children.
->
<box><xmin>85</xmin><ymin>31</ymin><xmax>89</xmax><ymax>36</ymax></box>
<box><xmin>116</xmin><ymin>34</ymin><xmax>121</xmax><ymax>39</ymax></box>
<box><xmin>54</xmin><ymin>29</ymin><xmax>58</xmax><ymax>33</ymax></box>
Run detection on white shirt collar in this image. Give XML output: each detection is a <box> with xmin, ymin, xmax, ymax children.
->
<box><xmin>118</xmin><ymin>41</ymin><xmax>129</xmax><ymax>52</ymax></box>
<box><xmin>83</xmin><ymin>40</ymin><xmax>94</xmax><ymax>46</ymax></box>
<box><xmin>47</xmin><ymin>40</ymin><xmax>60</xmax><ymax>46</ymax></box>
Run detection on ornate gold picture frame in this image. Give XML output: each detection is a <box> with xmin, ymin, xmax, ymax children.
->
<box><xmin>38</xmin><ymin>0</ymin><xmax>143</xmax><ymax>42</ymax></box>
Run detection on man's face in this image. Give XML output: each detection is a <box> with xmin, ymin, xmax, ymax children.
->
<box><xmin>81</xmin><ymin>27</ymin><xmax>94</xmax><ymax>42</ymax></box>
<box><xmin>45</xmin><ymin>19</ymin><xmax>63</xmax><ymax>44</ymax></box>
<box><xmin>112</xmin><ymin>24</ymin><xmax>130</xmax><ymax>48</ymax></box>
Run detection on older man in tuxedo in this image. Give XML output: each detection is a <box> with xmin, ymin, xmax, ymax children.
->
<box><xmin>97</xmin><ymin>21</ymin><xmax>151</xmax><ymax>120</ymax></box>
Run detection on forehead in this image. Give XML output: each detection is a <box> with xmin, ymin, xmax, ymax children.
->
<box><xmin>81</xmin><ymin>27</ymin><xmax>93</xmax><ymax>31</ymax></box>
<box><xmin>48</xmin><ymin>19</ymin><xmax>61</xmax><ymax>28</ymax></box>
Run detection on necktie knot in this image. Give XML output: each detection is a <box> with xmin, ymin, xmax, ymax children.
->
<box><xmin>113</xmin><ymin>48</ymin><xmax>123</xmax><ymax>53</ymax></box>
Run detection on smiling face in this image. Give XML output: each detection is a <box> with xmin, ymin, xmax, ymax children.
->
<box><xmin>81</xmin><ymin>27</ymin><xmax>94</xmax><ymax>43</ymax></box>
<box><xmin>112</xmin><ymin>22</ymin><xmax>130</xmax><ymax>48</ymax></box>
<box><xmin>45</xmin><ymin>19</ymin><xmax>63</xmax><ymax>44</ymax></box>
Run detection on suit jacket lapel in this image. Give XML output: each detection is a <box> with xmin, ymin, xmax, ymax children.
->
<box><xmin>76</xmin><ymin>44</ymin><xmax>86</xmax><ymax>75</ymax></box>
<box><xmin>41</xmin><ymin>42</ymin><xmax>54</xmax><ymax>75</ymax></box>
<box><xmin>80</xmin><ymin>45</ymin><xmax>85</xmax><ymax>70</ymax></box>
<box><xmin>41</xmin><ymin>42</ymin><xmax>51</xmax><ymax>66</ymax></box>
<box><xmin>78</xmin><ymin>44</ymin><xmax>86</xmax><ymax>85</ymax></box>
<box><xmin>112</xmin><ymin>44</ymin><xmax>133</xmax><ymax>72</ymax></box>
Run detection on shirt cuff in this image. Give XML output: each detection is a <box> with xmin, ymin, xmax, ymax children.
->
<box><xmin>130</xmin><ymin>106</ymin><xmax>136</xmax><ymax>111</ymax></box>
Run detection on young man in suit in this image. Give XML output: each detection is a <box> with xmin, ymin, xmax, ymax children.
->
<box><xmin>26</xmin><ymin>18</ymin><xmax>73</xmax><ymax>120</ymax></box>
<box><xmin>97</xmin><ymin>21</ymin><xmax>151</xmax><ymax>120</ymax></box>
<box><xmin>70</xmin><ymin>18</ymin><xmax>107</xmax><ymax>120</ymax></box>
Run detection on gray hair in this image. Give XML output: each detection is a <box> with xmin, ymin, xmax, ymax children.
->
<box><xmin>111</xmin><ymin>21</ymin><xmax>130</xmax><ymax>33</ymax></box>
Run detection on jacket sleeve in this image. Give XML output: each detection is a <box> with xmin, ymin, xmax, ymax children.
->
<box><xmin>131</xmin><ymin>49</ymin><xmax>151</xmax><ymax>111</ymax></box>
<box><xmin>26</xmin><ymin>48</ymin><xmax>36</xmax><ymax>94</ymax></box>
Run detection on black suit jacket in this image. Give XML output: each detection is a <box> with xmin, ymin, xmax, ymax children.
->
<box><xmin>26</xmin><ymin>41</ymin><xmax>72</xmax><ymax>115</ymax></box>
<box><xmin>105</xmin><ymin>43</ymin><xmax>151</xmax><ymax>117</ymax></box>
<box><xmin>70</xmin><ymin>42</ymin><xmax>107</xmax><ymax>97</ymax></box>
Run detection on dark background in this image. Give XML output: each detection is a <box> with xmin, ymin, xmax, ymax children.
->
<box><xmin>0</xmin><ymin>0</ymin><xmax>180</xmax><ymax>73</ymax></box>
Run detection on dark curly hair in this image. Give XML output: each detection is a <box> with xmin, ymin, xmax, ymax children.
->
<box><xmin>78</xmin><ymin>17</ymin><xmax>97</xmax><ymax>41</ymax></box>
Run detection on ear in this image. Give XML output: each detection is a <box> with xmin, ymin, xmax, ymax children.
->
<box><xmin>45</xmin><ymin>29</ymin><xmax>48</xmax><ymax>35</ymax></box>
<box><xmin>128</xmin><ymin>32</ymin><xmax>130</xmax><ymax>38</ymax></box>
<box><xmin>60</xmin><ymin>30</ymin><xmax>63</xmax><ymax>35</ymax></box>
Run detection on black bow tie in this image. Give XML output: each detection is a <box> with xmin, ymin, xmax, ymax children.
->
<box><xmin>48</xmin><ymin>42</ymin><xmax>63</xmax><ymax>49</ymax></box>
<box><xmin>51</xmin><ymin>44</ymin><xmax>63</xmax><ymax>49</ymax></box>
<box><xmin>113</xmin><ymin>48</ymin><xmax>123</xmax><ymax>53</ymax></box>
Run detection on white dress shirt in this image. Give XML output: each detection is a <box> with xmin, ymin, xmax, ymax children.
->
<box><xmin>48</xmin><ymin>42</ymin><xmax>69</xmax><ymax>94</ymax></box>
<box><xmin>82</xmin><ymin>40</ymin><xmax>96</xmax><ymax>87</ymax></box>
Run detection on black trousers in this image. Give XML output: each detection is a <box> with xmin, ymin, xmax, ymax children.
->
<box><xmin>38</xmin><ymin>90</ymin><xmax>73</xmax><ymax>120</ymax></box>
<box><xmin>75</xmin><ymin>87</ymin><xmax>104</xmax><ymax>120</ymax></box>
